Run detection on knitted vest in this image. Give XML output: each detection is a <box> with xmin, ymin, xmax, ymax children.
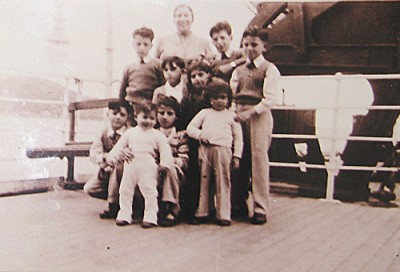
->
<box><xmin>100</xmin><ymin>129</ymin><xmax>121</xmax><ymax>153</ymax></box>
<box><xmin>235</xmin><ymin>60</ymin><xmax>269</xmax><ymax>105</ymax></box>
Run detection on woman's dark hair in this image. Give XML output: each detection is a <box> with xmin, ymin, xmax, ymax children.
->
<box><xmin>186</xmin><ymin>60</ymin><xmax>212</xmax><ymax>94</ymax></box>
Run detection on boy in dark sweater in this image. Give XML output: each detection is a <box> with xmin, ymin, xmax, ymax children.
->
<box><xmin>119</xmin><ymin>26</ymin><xmax>165</xmax><ymax>123</ymax></box>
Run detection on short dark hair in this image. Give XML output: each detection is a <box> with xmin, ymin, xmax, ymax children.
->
<box><xmin>161</xmin><ymin>56</ymin><xmax>186</xmax><ymax>71</ymax></box>
<box><xmin>133</xmin><ymin>26</ymin><xmax>155</xmax><ymax>41</ymax></box>
<box><xmin>209</xmin><ymin>21</ymin><xmax>232</xmax><ymax>37</ymax></box>
<box><xmin>156</xmin><ymin>95</ymin><xmax>181</xmax><ymax>118</ymax></box>
<box><xmin>242</xmin><ymin>26</ymin><xmax>269</xmax><ymax>42</ymax></box>
<box><xmin>109</xmin><ymin>100</ymin><xmax>133</xmax><ymax>116</ymax></box>
<box><xmin>134</xmin><ymin>102</ymin><xmax>157</xmax><ymax>117</ymax></box>
<box><xmin>204</xmin><ymin>78</ymin><xmax>233</xmax><ymax>108</ymax></box>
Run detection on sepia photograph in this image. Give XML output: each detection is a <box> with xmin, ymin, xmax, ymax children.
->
<box><xmin>0</xmin><ymin>0</ymin><xmax>399</xmax><ymax>271</ymax></box>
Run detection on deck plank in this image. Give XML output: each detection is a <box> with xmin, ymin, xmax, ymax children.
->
<box><xmin>1</xmin><ymin>189</ymin><xmax>399</xmax><ymax>272</ymax></box>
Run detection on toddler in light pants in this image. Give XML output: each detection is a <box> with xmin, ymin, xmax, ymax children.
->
<box><xmin>106</xmin><ymin>103</ymin><xmax>173</xmax><ymax>228</ymax></box>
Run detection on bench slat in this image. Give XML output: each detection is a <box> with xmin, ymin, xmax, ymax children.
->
<box><xmin>26</xmin><ymin>144</ymin><xmax>91</xmax><ymax>159</ymax></box>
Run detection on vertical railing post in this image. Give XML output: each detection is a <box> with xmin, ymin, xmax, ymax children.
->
<box><xmin>320</xmin><ymin>72</ymin><xmax>342</xmax><ymax>203</ymax></box>
<box><xmin>63</xmin><ymin>77</ymin><xmax>70</xmax><ymax>143</ymax></box>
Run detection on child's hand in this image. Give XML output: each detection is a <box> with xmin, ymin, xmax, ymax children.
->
<box><xmin>199</xmin><ymin>135</ymin><xmax>210</xmax><ymax>145</ymax></box>
<box><xmin>217</xmin><ymin>63</ymin><xmax>233</xmax><ymax>74</ymax></box>
<box><xmin>232</xmin><ymin>157</ymin><xmax>240</xmax><ymax>169</ymax></box>
<box><xmin>234</xmin><ymin>108</ymin><xmax>256</xmax><ymax>122</ymax></box>
<box><xmin>122</xmin><ymin>147</ymin><xmax>135</xmax><ymax>162</ymax></box>
<box><xmin>104</xmin><ymin>165</ymin><xmax>114</xmax><ymax>173</ymax></box>
<box><xmin>158</xmin><ymin>165</ymin><xmax>169</xmax><ymax>177</ymax></box>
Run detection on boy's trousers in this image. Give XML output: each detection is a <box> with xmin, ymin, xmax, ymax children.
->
<box><xmin>83</xmin><ymin>164</ymin><xmax>122</xmax><ymax>204</ymax></box>
<box><xmin>161</xmin><ymin>165</ymin><xmax>183</xmax><ymax>214</ymax></box>
<box><xmin>117</xmin><ymin>155</ymin><xmax>159</xmax><ymax>225</ymax></box>
<box><xmin>195</xmin><ymin>145</ymin><xmax>232</xmax><ymax>221</ymax></box>
<box><xmin>237</xmin><ymin>104</ymin><xmax>273</xmax><ymax>216</ymax></box>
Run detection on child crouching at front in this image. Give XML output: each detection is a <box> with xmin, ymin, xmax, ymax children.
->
<box><xmin>187</xmin><ymin>79</ymin><xmax>243</xmax><ymax>226</ymax></box>
<box><xmin>156</xmin><ymin>96</ymin><xmax>189</xmax><ymax>226</ymax></box>
<box><xmin>106</xmin><ymin>103</ymin><xmax>174</xmax><ymax>228</ymax></box>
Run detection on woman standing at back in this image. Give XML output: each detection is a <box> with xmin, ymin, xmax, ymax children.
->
<box><xmin>155</xmin><ymin>4</ymin><xmax>213</xmax><ymax>63</ymax></box>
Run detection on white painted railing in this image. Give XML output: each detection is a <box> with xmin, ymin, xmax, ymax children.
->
<box><xmin>272</xmin><ymin>73</ymin><xmax>400</xmax><ymax>203</ymax></box>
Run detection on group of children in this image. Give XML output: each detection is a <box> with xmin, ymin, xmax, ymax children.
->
<box><xmin>84</xmin><ymin>21</ymin><xmax>281</xmax><ymax>228</ymax></box>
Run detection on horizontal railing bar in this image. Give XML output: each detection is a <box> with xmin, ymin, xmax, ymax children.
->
<box><xmin>274</xmin><ymin>105</ymin><xmax>400</xmax><ymax>110</ymax></box>
<box><xmin>270</xmin><ymin>162</ymin><xmax>399</xmax><ymax>172</ymax></box>
<box><xmin>272</xmin><ymin>134</ymin><xmax>395</xmax><ymax>142</ymax></box>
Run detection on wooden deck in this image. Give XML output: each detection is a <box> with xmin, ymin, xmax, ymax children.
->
<box><xmin>1</xmin><ymin>186</ymin><xmax>399</xmax><ymax>272</ymax></box>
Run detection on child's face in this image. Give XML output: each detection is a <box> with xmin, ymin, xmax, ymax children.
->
<box><xmin>157</xmin><ymin>105</ymin><xmax>177</xmax><ymax>129</ymax></box>
<box><xmin>210</xmin><ymin>93</ymin><xmax>229</xmax><ymax>111</ymax></box>
<box><xmin>108</xmin><ymin>107</ymin><xmax>129</xmax><ymax>131</ymax></box>
<box><xmin>242</xmin><ymin>35</ymin><xmax>264</xmax><ymax>61</ymax></box>
<box><xmin>163</xmin><ymin>63</ymin><xmax>182</xmax><ymax>87</ymax></box>
<box><xmin>132</xmin><ymin>35</ymin><xmax>153</xmax><ymax>59</ymax></box>
<box><xmin>136</xmin><ymin>111</ymin><xmax>156</xmax><ymax>130</ymax></box>
<box><xmin>190</xmin><ymin>69</ymin><xmax>211</xmax><ymax>89</ymax></box>
<box><xmin>211</xmin><ymin>30</ymin><xmax>232</xmax><ymax>54</ymax></box>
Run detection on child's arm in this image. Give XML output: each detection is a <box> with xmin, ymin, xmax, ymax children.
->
<box><xmin>89</xmin><ymin>132</ymin><xmax>107</xmax><ymax>168</ymax></box>
<box><xmin>175</xmin><ymin>132</ymin><xmax>190</xmax><ymax>170</ymax></box>
<box><xmin>106</xmin><ymin>131</ymin><xmax>130</xmax><ymax>167</ymax></box>
<box><xmin>119</xmin><ymin>66</ymin><xmax>130</xmax><ymax>101</ymax></box>
<box><xmin>186</xmin><ymin>110</ymin><xmax>209</xmax><ymax>144</ymax></box>
<box><xmin>232</xmin><ymin>119</ymin><xmax>243</xmax><ymax>169</ymax></box>
<box><xmin>158</xmin><ymin>133</ymin><xmax>174</xmax><ymax>171</ymax></box>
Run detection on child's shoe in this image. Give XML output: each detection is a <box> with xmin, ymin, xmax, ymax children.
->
<box><xmin>116</xmin><ymin>220</ymin><xmax>130</xmax><ymax>226</ymax></box>
<box><xmin>159</xmin><ymin>213</ymin><xmax>177</xmax><ymax>227</ymax></box>
<box><xmin>216</xmin><ymin>219</ymin><xmax>231</xmax><ymax>226</ymax></box>
<box><xmin>99</xmin><ymin>203</ymin><xmax>120</xmax><ymax>219</ymax></box>
<box><xmin>251</xmin><ymin>213</ymin><xmax>267</xmax><ymax>225</ymax></box>
<box><xmin>188</xmin><ymin>216</ymin><xmax>208</xmax><ymax>225</ymax></box>
<box><xmin>141</xmin><ymin>221</ymin><xmax>157</xmax><ymax>229</ymax></box>
<box><xmin>371</xmin><ymin>190</ymin><xmax>396</xmax><ymax>202</ymax></box>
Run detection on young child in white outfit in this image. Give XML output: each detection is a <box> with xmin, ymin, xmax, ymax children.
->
<box><xmin>106</xmin><ymin>103</ymin><xmax>174</xmax><ymax>228</ymax></box>
<box><xmin>187</xmin><ymin>78</ymin><xmax>243</xmax><ymax>226</ymax></box>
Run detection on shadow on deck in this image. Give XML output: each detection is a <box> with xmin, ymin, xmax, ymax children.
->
<box><xmin>0</xmin><ymin>186</ymin><xmax>399</xmax><ymax>272</ymax></box>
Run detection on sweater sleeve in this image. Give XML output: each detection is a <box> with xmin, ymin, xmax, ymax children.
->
<box><xmin>106</xmin><ymin>131</ymin><xmax>130</xmax><ymax>166</ymax></box>
<box><xmin>119</xmin><ymin>66</ymin><xmax>130</xmax><ymax>101</ymax></box>
<box><xmin>186</xmin><ymin>109</ymin><xmax>206</xmax><ymax>140</ymax></box>
<box><xmin>158</xmin><ymin>133</ymin><xmax>174</xmax><ymax>169</ymax></box>
<box><xmin>232</xmin><ymin>119</ymin><xmax>243</xmax><ymax>158</ymax></box>
<box><xmin>89</xmin><ymin>131</ymin><xmax>105</xmax><ymax>165</ymax></box>
<box><xmin>254</xmin><ymin>64</ymin><xmax>281</xmax><ymax>114</ymax></box>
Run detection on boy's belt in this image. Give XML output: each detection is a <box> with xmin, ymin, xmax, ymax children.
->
<box><xmin>234</xmin><ymin>94</ymin><xmax>262</xmax><ymax>105</ymax></box>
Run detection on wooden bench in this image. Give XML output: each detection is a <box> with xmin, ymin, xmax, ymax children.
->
<box><xmin>26</xmin><ymin>98</ymin><xmax>118</xmax><ymax>187</ymax></box>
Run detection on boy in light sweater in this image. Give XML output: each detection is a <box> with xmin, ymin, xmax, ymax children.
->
<box><xmin>187</xmin><ymin>79</ymin><xmax>243</xmax><ymax>226</ymax></box>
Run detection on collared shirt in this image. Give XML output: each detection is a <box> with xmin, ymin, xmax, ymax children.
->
<box><xmin>215</xmin><ymin>47</ymin><xmax>234</xmax><ymax>61</ymax></box>
<box><xmin>132</xmin><ymin>55</ymin><xmax>152</xmax><ymax>65</ymax></box>
<box><xmin>230</xmin><ymin>54</ymin><xmax>281</xmax><ymax>114</ymax></box>
<box><xmin>90</xmin><ymin>125</ymin><xmax>128</xmax><ymax>165</ymax></box>
<box><xmin>164</xmin><ymin>81</ymin><xmax>184</xmax><ymax>103</ymax></box>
